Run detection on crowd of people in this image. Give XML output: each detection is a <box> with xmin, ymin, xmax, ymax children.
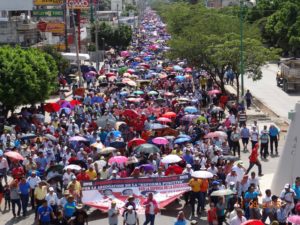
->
<box><xmin>0</xmin><ymin>8</ymin><xmax>297</xmax><ymax>225</ymax></box>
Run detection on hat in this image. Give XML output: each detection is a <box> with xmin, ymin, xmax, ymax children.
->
<box><xmin>191</xmin><ymin>220</ymin><xmax>198</xmax><ymax>225</ymax></box>
<box><xmin>71</xmin><ymin>175</ymin><xmax>76</xmax><ymax>180</ymax></box>
<box><xmin>284</xmin><ymin>183</ymin><xmax>290</xmax><ymax>189</ymax></box>
<box><xmin>186</xmin><ymin>164</ymin><xmax>192</xmax><ymax>168</ymax></box>
<box><xmin>112</xmin><ymin>170</ymin><xmax>117</xmax><ymax>174</ymax></box>
<box><xmin>76</xmin><ymin>204</ymin><xmax>83</xmax><ymax>209</ymax></box>
<box><xmin>212</xmin><ymin>181</ymin><xmax>220</xmax><ymax>186</ymax></box>
<box><xmin>49</xmin><ymin>187</ymin><xmax>54</xmax><ymax>192</ymax></box>
<box><xmin>127</xmin><ymin>195</ymin><xmax>134</xmax><ymax>200</ymax></box>
<box><xmin>127</xmin><ymin>205</ymin><xmax>133</xmax><ymax>210</ymax></box>
<box><xmin>64</xmin><ymin>190</ymin><xmax>70</xmax><ymax>195</ymax></box>
<box><xmin>234</xmin><ymin>203</ymin><xmax>240</xmax><ymax>208</ymax></box>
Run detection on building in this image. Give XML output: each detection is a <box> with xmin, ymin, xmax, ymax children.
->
<box><xmin>206</xmin><ymin>0</ymin><xmax>255</xmax><ymax>8</ymax></box>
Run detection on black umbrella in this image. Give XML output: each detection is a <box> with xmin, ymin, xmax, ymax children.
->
<box><xmin>20</xmin><ymin>134</ymin><xmax>37</xmax><ymax>140</ymax></box>
<box><xmin>110</xmin><ymin>141</ymin><xmax>126</xmax><ymax>149</ymax></box>
<box><xmin>72</xmin><ymin>160</ymin><xmax>87</xmax><ymax>169</ymax></box>
<box><xmin>99</xmin><ymin>82</ymin><xmax>108</xmax><ymax>87</ymax></box>
<box><xmin>45</xmin><ymin>165</ymin><xmax>64</xmax><ymax>176</ymax></box>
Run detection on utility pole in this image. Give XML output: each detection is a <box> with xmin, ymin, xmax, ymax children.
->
<box><xmin>117</xmin><ymin>3</ymin><xmax>119</xmax><ymax>27</ymax></box>
<box><xmin>240</xmin><ymin>0</ymin><xmax>245</xmax><ymax>97</ymax></box>
<box><xmin>63</xmin><ymin>0</ymin><xmax>69</xmax><ymax>51</ymax></box>
<box><xmin>71</xmin><ymin>3</ymin><xmax>83</xmax><ymax>87</ymax></box>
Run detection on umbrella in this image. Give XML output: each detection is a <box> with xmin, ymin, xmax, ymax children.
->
<box><xmin>161</xmin><ymin>155</ymin><xmax>182</xmax><ymax>164</ymax></box>
<box><xmin>60</xmin><ymin>101</ymin><xmax>73</xmax><ymax>109</ymax></box>
<box><xmin>128</xmin><ymin>138</ymin><xmax>146</xmax><ymax>148</ymax></box>
<box><xmin>107</xmin><ymin>131</ymin><xmax>122</xmax><ymax>138</ymax></box>
<box><xmin>164</xmin><ymin>92</ymin><xmax>175</xmax><ymax>97</ymax></box>
<box><xmin>133</xmin><ymin>90</ymin><xmax>144</xmax><ymax>95</ymax></box>
<box><xmin>90</xmin><ymin>142</ymin><xmax>104</xmax><ymax>149</ymax></box>
<box><xmin>214</xmin><ymin>131</ymin><xmax>228</xmax><ymax>139</ymax></box>
<box><xmin>177</xmin><ymin>97</ymin><xmax>191</xmax><ymax>102</ymax></box>
<box><xmin>46</xmin><ymin>165</ymin><xmax>64</xmax><ymax>175</ymax></box>
<box><xmin>70</xmin><ymin>99</ymin><xmax>81</xmax><ymax>106</ymax></box>
<box><xmin>174</xmin><ymin>137</ymin><xmax>190</xmax><ymax>144</ymax></box>
<box><xmin>47</xmin><ymin>174</ymin><xmax>63</xmax><ymax>183</ymax></box>
<box><xmin>97</xmin><ymin>115</ymin><xmax>117</xmax><ymax>128</ymax></box>
<box><xmin>44</xmin><ymin>134</ymin><xmax>57</xmax><ymax>142</ymax></box>
<box><xmin>135</xmin><ymin>144</ymin><xmax>160</xmax><ymax>154</ymax></box>
<box><xmin>91</xmin><ymin>96</ymin><xmax>104</xmax><ymax>104</ymax></box>
<box><xmin>109</xmin><ymin>156</ymin><xmax>128</xmax><ymax>165</ymax></box>
<box><xmin>204</xmin><ymin>132</ymin><xmax>219</xmax><ymax>139</ymax></box>
<box><xmin>148</xmin><ymin>91</ymin><xmax>159</xmax><ymax>95</ymax></box>
<box><xmin>210</xmin><ymin>189</ymin><xmax>235</xmax><ymax>197</ymax></box>
<box><xmin>162</xmin><ymin>112</ymin><xmax>177</xmax><ymax>119</ymax></box>
<box><xmin>165</xmin><ymin>165</ymin><xmax>183</xmax><ymax>175</ymax></box>
<box><xmin>72</xmin><ymin>160</ymin><xmax>87</xmax><ymax>169</ymax></box>
<box><xmin>177</xmin><ymin>134</ymin><xmax>191</xmax><ymax>139</ymax></box>
<box><xmin>69</xmin><ymin>136</ymin><xmax>88</xmax><ymax>142</ymax></box>
<box><xmin>126</xmin><ymin>156</ymin><xmax>139</xmax><ymax>165</ymax></box>
<box><xmin>100</xmin><ymin>147</ymin><xmax>117</xmax><ymax>154</ymax></box>
<box><xmin>148</xmin><ymin>123</ymin><xmax>168</xmax><ymax>130</ymax></box>
<box><xmin>59</xmin><ymin>107</ymin><xmax>72</xmax><ymax>115</ymax></box>
<box><xmin>181</xmin><ymin>114</ymin><xmax>199</xmax><ymax>122</ymax></box>
<box><xmin>20</xmin><ymin>133</ymin><xmax>37</xmax><ymax>140</ymax></box>
<box><xmin>287</xmin><ymin>215</ymin><xmax>300</xmax><ymax>225</ymax></box>
<box><xmin>173</xmin><ymin>65</ymin><xmax>183</xmax><ymax>71</ymax></box>
<box><xmin>140</xmin><ymin>164</ymin><xmax>155</xmax><ymax>171</ymax></box>
<box><xmin>208</xmin><ymin>89</ymin><xmax>222</xmax><ymax>95</ymax></box>
<box><xmin>191</xmin><ymin>171</ymin><xmax>214</xmax><ymax>179</ymax></box>
<box><xmin>126</xmin><ymin>97</ymin><xmax>144</xmax><ymax>103</ymax></box>
<box><xmin>44</xmin><ymin>102</ymin><xmax>60</xmax><ymax>112</ymax></box>
<box><xmin>123</xmin><ymin>109</ymin><xmax>139</xmax><ymax>118</ymax></box>
<box><xmin>110</xmin><ymin>141</ymin><xmax>126</xmax><ymax>149</ymax></box>
<box><xmin>64</xmin><ymin>164</ymin><xmax>81</xmax><ymax>171</ymax></box>
<box><xmin>157</xmin><ymin>117</ymin><xmax>172</xmax><ymax>123</ymax></box>
<box><xmin>241</xmin><ymin>220</ymin><xmax>264</xmax><ymax>225</ymax></box>
<box><xmin>127</xmin><ymin>80</ymin><xmax>137</xmax><ymax>87</ymax></box>
<box><xmin>152</xmin><ymin>137</ymin><xmax>169</xmax><ymax>145</ymax></box>
<box><xmin>175</xmin><ymin>75</ymin><xmax>185</xmax><ymax>82</ymax></box>
<box><xmin>184</xmin><ymin>106</ymin><xmax>198</xmax><ymax>114</ymax></box>
<box><xmin>4</xmin><ymin>151</ymin><xmax>24</xmax><ymax>161</ymax></box>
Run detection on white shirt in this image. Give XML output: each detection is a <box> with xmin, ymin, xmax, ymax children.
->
<box><xmin>228</xmin><ymin>115</ymin><xmax>236</xmax><ymax>124</ymax></box>
<box><xmin>63</xmin><ymin>172</ymin><xmax>74</xmax><ymax>185</ymax></box>
<box><xmin>250</xmin><ymin>130</ymin><xmax>259</xmax><ymax>142</ymax></box>
<box><xmin>248</xmin><ymin>177</ymin><xmax>260</xmax><ymax>189</ymax></box>
<box><xmin>26</xmin><ymin>175</ymin><xmax>41</xmax><ymax>189</ymax></box>
<box><xmin>124</xmin><ymin>211</ymin><xmax>137</xmax><ymax>224</ymax></box>
<box><xmin>230</xmin><ymin>216</ymin><xmax>247</xmax><ymax>225</ymax></box>
<box><xmin>280</xmin><ymin>189</ymin><xmax>296</xmax><ymax>204</ymax></box>
<box><xmin>226</xmin><ymin>174</ymin><xmax>238</xmax><ymax>186</ymax></box>
<box><xmin>207</xmin><ymin>166</ymin><xmax>218</xmax><ymax>175</ymax></box>
<box><xmin>232</xmin><ymin>166</ymin><xmax>245</xmax><ymax>182</ymax></box>
<box><xmin>45</xmin><ymin>192</ymin><xmax>59</xmax><ymax>206</ymax></box>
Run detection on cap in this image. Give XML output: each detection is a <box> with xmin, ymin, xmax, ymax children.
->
<box><xmin>112</xmin><ymin>170</ymin><xmax>117</xmax><ymax>174</ymax></box>
<box><xmin>212</xmin><ymin>181</ymin><xmax>220</xmax><ymax>186</ymax></box>
<box><xmin>284</xmin><ymin>183</ymin><xmax>290</xmax><ymax>189</ymax></box>
<box><xmin>195</xmin><ymin>157</ymin><xmax>200</xmax><ymax>161</ymax></box>
<box><xmin>234</xmin><ymin>203</ymin><xmax>240</xmax><ymax>208</ymax></box>
<box><xmin>49</xmin><ymin>187</ymin><xmax>54</xmax><ymax>192</ymax></box>
<box><xmin>186</xmin><ymin>164</ymin><xmax>192</xmax><ymax>168</ymax></box>
<box><xmin>71</xmin><ymin>175</ymin><xmax>76</xmax><ymax>180</ymax></box>
<box><xmin>127</xmin><ymin>205</ymin><xmax>133</xmax><ymax>210</ymax></box>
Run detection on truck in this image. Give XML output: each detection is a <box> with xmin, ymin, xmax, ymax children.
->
<box><xmin>277</xmin><ymin>59</ymin><xmax>300</xmax><ymax>92</ymax></box>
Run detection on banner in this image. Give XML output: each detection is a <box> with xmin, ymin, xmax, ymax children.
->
<box><xmin>82</xmin><ymin>174</ymin><xmax>191</xmax><ymax>213</ymax></box>
<box><xmin>46</xmin><ymin>22</ymin><xmax>65</xmax><ymax>35</ymax></box>
<box><xmin>67</xmin><ymin>0</ymin><xmax>89</xmax><ymax>9</ymax></box>
<box><xmin>32</xmin><ymin>9</ymin><xmax>64</xmax><ymax>17</ymax></box>
<box><xmin>34</xmin><ymin>0</ymin><xmax>63</xmax><ymax>5</ymax></box>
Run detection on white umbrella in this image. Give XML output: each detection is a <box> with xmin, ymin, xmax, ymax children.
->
<box><xmin>64</xmin><ymin>164</ymin><xmax>81</xmax><ymax>171</ymax></box>
<box><xmin>210</xmin><ymin>189</ymin><xmax>234</xmax><ymax>196</ymax></box>
<box><xmin>94</xmin><ymin>160</ymin><xmax>107</xmax><ymax>169</ymax></box>
<box><xmin>161</xmin><ymin>154</ymin><xmax>182</xmax><ymax>164</ymax></box>
<box><xmin>214</xmin><ymin>131</ymin><xmax>227</xmax><ymax>139</ymax></box>
<box><xmin>191</xmin><ymin>170</ymin><xmax>214</xmax><ymax>179</ymax></box>
<box><xmin>100</xmin><ymin>147</ymin><xmax>117</xmax><ymax>154</ymax></box>
<box><xmin>90</xmin><ymin>142</ymin><xmax>104</xmax><ymax>149</ymax></box>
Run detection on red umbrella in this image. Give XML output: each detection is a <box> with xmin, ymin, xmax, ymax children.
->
<box><xmin>44</xmin><ymin>103</ymin><xmax>60</xmax><ymax>112</ymax></box>
<box><xmin>165</xmin><ymin>165</ymin><xmax>183</xmax><ymax>176</ymax></box>
<box><xmin>162</xmin><ymin>112</ymin><xmax>177</xmax><ymax>119</ymax></box>
<box><xmin>208</xmin><ymin>89</ymin><xmax>222</xmax><ymax>95</ymax></box>
<box><xmin>157</xmin><ymin>117</ymin><xmax>172</xmax><ymax>123</ymax></box>
<box><xmin>128</xmin><ymin>138</ymin><xmax>146</xmax><ymax>148</ymax></box>
<box><xmin>140</xmin><ymin>63</ymin><xmax>150</xmax><ymax>69</ymax></box>
<box><xmin>5</xmin><ymin>151</ymin><xmax>25</xmax><ymax>161</ymax></box>
<box><xmin>70</xmin><ymin>100</ymin><xmax>81</xmax><ymax>106</ymax></box>
<box><xmin>106</xmin><ymin>72</ymin><xmax>115</xmax><ymax>77</ymax></box>
<box><xmin>123</xmin><ymin>109</ymin><xmax>139</xmax><ymax>118</ymax></box>
<box><xmin>241</xmin><ymin>220</ymin><xmax>264</xmax><ymax>225</ymax></box>
<box><xmin>164</xmin><ymin>92</ymin><xmax>175</xmax><ymax>97</ymax></box>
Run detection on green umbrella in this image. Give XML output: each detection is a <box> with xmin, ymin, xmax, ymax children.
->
<box><xmin>118</xmin><ymin>67</ymin><xmax>128</xmax><ymax>75</ymax></box>
<box><xmin>134</xmin><ymin>144</ymin><xmax>160</xmax><ymax>154</ymax></box>
<box><xmin>133</xmin><ymin>90</ymin><xmax>144</xmax><ymax>95</ymax></box>
<box><xmin>148</xmin><ymin>90</ymin><xmax>159</xmax><ymax>95</ymax></box>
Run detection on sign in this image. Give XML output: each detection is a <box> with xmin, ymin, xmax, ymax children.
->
<box><xmin>46</xmin><ymin>22</ymin><xmax>65</xmax><ymax>34</ymax></box>
<box><xmin>34</xmin><ymin>0</ymin><xmax>63</xmax><ymax>5</ymax></box>
<box><xmin>67</xmin><ymin>0</ymin><xmax>89</xmax><ymax>9</ymax></box>
<box><xmin>37</xmin><ymin>21</ymin><xmax>47</xmax><ymax>32</ymax></box>
<box><xmin>82</xmin><ymin>174</ymin><xmax>190</xmax><ymax>212</ymax></box>
<box><xmin>32</xmin><ymin>9</ymin><xmax>64</xmax><ymax>17</ymax></box>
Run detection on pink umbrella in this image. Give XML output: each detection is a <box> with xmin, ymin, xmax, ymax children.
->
<box><xmin>204</xmin><ymin>132</ymin><xmax>219</xmax><ymax>139</ymax></box>
<box><xmin>185</xmin><ymin>67</ymin><xmax>193</xmax><ymax>73</ymax></box>
<box><xmin>164</xmin><ymin>92</ymin><xmax>175</xmax><ymax>97</ymax></box>
<box><xmin>121</xmin><ymin>51</ymin><xmax>130</xmax><ymax>57</ymax></box>
<box><xmin>152</xmin><ymin>137</ymin><xmax>169</xmax><ymax>145</ymax></box>
<box><xmin>287</xmin><ymin>215</ymin><xmax>300</xmax><ymax>225</ymax></box>
<box><xmin>69</xmin><ymin>136</ymin><xmax>88</xmax><ymax>142</ymax></box>
<box><xmin>109</xmin><ymin>156</ymin><xmax>128</xmax><ymax>165</ymax></box>
<box><xmin>5</xmin><ymin>151</ymin><xmax>24</xmax><ymax>161</ymax></box>
<box><xmin>208</xmin><ymin>89</ymin><xmax>222</xmax><ymax>95</ymax></box>
<box><xmin>157</xmin><ymin>117</ymin><xmax>172</xmax><ymax>123</ymax></box>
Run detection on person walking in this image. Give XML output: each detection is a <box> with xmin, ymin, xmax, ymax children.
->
<box><xmin>10</xmin><ymin>179</ymin><xmax>21</xmax><ymax>217</ymax></box>
<box><xmin>244</xmin><ymin>90</ymin><xmax>253</xmax><ymax>109</ymax></box>
<box><xmin>250</xmin><ymin>126</ymin><xmax>259</xmax><ymax>150</ymax></box>
<box><xmin>269</xmin><ymin>125</ymin><xmax>280</xmax><ymax>156</ymax></box>
<box><xmin>246</xmin><ymin>143</ymin><xmax>263</xmax><ymax>176</ymax></box>
<box><xmin>240</xmin><ymin>124</ymin><xmax>250</xmax><ymax>152</ymax></box>
<box><xmin>123</xmin><ymin>205</ymin><xmax>139</xmax><ymax>225</ymax></box>
<box><xmin>108</xmin><ymin>201</ymin><xmax>119</xmax><ymax>225</ymax></box>
<box><xmin>230</xmin><ymin>127</ymin><xmax>241</xmax><ymax>158</ymax></box>
<box><xmin>260</xmin><ymin>126</ymin><xmax>269</xmax><ymax>160</ymax></box>
<box><xmin>27</xmin><ymin>171</ymin><xmax>41</xmax><ymax>209</ymax></box>
<box><xmin>189</xmin><ymin>175</ymin><xmax>202</xmax><ymax>216</ymax></box>
<box><xmin>18</xmin><ymin>176</ymin><xmax>30</xmax><ymax>216</ymax></box>
<box><xmin>229</xmin><ymin>208</ymin><xmax>247</xmax><ymax>225</ymax></box>
<box><xmin>37</xmin><ymin>199</ymin><xmax>56</xmax><ymax>225</ymax></box>
<box><xmin>143</xmin><ymin>192</ymin><xmax>159</xmax><ymax>225</ymax></box>
<box><xmin>0</xmin><ymin>153</ymin><xmax>9</xmax><ymax>185</ymax></box>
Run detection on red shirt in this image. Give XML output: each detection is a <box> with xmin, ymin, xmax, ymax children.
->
<box><xmin>249</xmin><ymin>147</ymin><xmax>259</xmax><ymax>163</ymax></box>
<box><xmin>76</xmin><ymin>172</ymin><xmax>90</xmax><ymax>181</ymax></box>
<box><xmin>207</xmin><ymin>208</ymin><xmax>217</xmax><ymax>222</ymax></box>
<box><xmin>12</xmin><ymin>167</ymin><xmax>24</xmax><ymax>179</ymax></box>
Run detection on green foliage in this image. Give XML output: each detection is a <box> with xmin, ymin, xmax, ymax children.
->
<box><xmin>246</xmin><ymin>0</ymin><xmax>300</xmax><ymax>56</ymax></box>
<box><xmin>0</xmin><ymin>46</ymin><xmax>58</xmax><ymax>114</ymax></box>
<box><xmin>156</xmin><ymin>2</ymin><xmax>280</xmax><ymax>95</ymax></box>
<box><xmin>41</xmin><ymin>45</ymin><xmax>69</xmax><ymax>73</ymax></box>
<box><xmin>92</xmin><ymin>22</ymin><xmax>132</xmax><ymax>50</ymax></box>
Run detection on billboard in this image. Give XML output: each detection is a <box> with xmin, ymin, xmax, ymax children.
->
<box><xmin>67</xmin><ymin>0</ymin><xmax>89</xmax><ymax>9</ymax></box>
<box><xmin>32</xmin><ymin>9</ymin><xmax>64</xmax><ymax>17</ymax></box>
<box><xmin>0</xmin><ymin>0</ymin><xmax>33</xmax><ymax>11</ymax></box>
<box><xmin>34</xmin><ymin>0</ymin><xmax>63</xmax><ymax>5</ymax></box>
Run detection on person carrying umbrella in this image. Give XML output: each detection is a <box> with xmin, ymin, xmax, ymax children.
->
<box><xmin>189</xmin><ymin>174</ymin><xmax>202</xmax><ymax>216</ymax></box>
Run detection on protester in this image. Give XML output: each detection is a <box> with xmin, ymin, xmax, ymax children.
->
<box><xmin>143</xmin><ymin>192</ymin><xmax>159</xmax><ymax>225</ymax></box>
<box><xmin>123</xmin><ymin>205</ymin><xmax>139</xmax><ymax>225</ymax></box>
<box><xmin>108</xmin><ymin>201</ymin><xmax>119</xmax><ymax>225</ymax></box>
<box><xmin>174</xmin><ymin>211</ymin><xmax>187</xmax><ymax>225</ymax></box>
<box><xmin>10</xmin><ymin>179</ymin><xmax>21</xmax><ymax>217</ymax></box>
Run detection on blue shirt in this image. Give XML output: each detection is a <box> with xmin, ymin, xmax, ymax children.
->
<box><xmin>19</xmin><ymin>182</ymin><xmax>30</xmax><ymax>195</ymax></box>
<box><xmin>64</xmin><ymin>201</ymin><xmax>76</xmax><ymax>217</ymax></box>
<box><xmin>36</xmin><ymin>157</ymin><xmax>47</xmax><ymax>170</ymax></box>
<box><xmin>241</xmin><ymin>128</ymin><xmax>250</xmax><ymax>138</ymax></box>
<box><xmin>293</xmin><ymin>184</ymin><xmax>300</xmax><ymax>200</ymax></box>
<box><xmin>183</xmin><ymin>154</ymin><xmax>193</xmax><ymax>165</ymax></box>
<box><xmin>174</xmin><ymin>220</ymin><xmax>187</xmax><ymax>225</ymax></box>
<box><xmin>269</xmin><ymin>127</ymin><xmax>279</xmax><ymax>137</ymax></box>
<box><xmin>244</xmin><ymin>191</ymin><xmax>259</xmax><ymax>207</ymax></box>
<box><xmin>38</xmin><ymin>205</ymin><xmax>53</xmax><ymax>222</ymax></box>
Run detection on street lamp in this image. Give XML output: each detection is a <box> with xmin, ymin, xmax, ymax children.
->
<box><xmin>240</xmin><ymin>0</ymin><xmax>245</xmax><ymax>98</ymax></box>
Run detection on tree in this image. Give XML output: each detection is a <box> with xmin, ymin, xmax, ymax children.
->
<box><xmin>91</xmin><ymin>22</ymin><xmax>132</xmax><ymax>50</ymax></box>
<box><xmin>41</xmin><ymin>45</ymin><xmax>70</xmax><ymax>74</ymax></box>
<box><xmin>0</xmin><ymin>46</ymin><xmax>58</xmax><ymax>116</ymax></box>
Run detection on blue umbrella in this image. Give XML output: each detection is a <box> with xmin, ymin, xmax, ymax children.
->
<box><xmin>120</xmin><ymin>91</ymin><xmax>128</xmax><ymax>96</ymax></box>
<box><xmin>148</xmin><ymin>123</ymin><xmax>168</xmax><ymax>130</ymax></box>
<box><xmin>59</xmin><ymin>107</ymin><xmax>72</xmax><ymax>115</ymax></box>
<box><xmin>184</xmin><ymin>106</ymin><xmax>198</xmax><ymax>114</ymax></box>
<box><xmin>174</xmin><ymin>137</ymin><xmax>191</xmax><ymax>144</ymax></box>
<box><xmin>177</xmin><ymin>134</ymin><xmax>191</xmax><ymax>140</ymax></box>
<box><xmin>173</xmin><ymin>65</ymin><xmax>183</xmax><ymax>71</ymax></box>
<box><xmin>91</xmin><ymin>96</ymin><xmax>104</xmax><ymax>104</ymax></box>
<box><xmin>175</xmin><ymin>75</ymin><xmax>186</xmax><ymax>82</ymax></box>
<box><xmin>107</xmin><ymin>131</ymin><xmax>122</xmax><ymax>138</ymax></box>
<box><xmin>20</xmin><ymin>133</ymin><xmax>37</xmax><ymax>140</ymax></box>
